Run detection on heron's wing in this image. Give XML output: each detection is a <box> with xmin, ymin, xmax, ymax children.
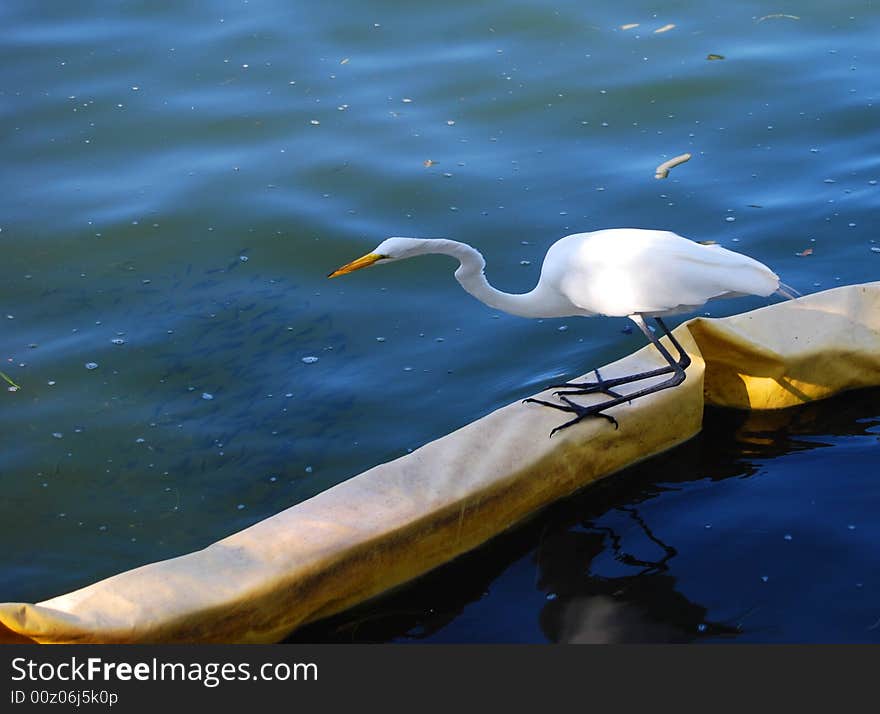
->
<box><xmin>556</xmin><ymin>230</ymin><xmax>780</xmax><ymax>317</ymax></box>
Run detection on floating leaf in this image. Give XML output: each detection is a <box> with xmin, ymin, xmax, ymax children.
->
<box><xmin>654</xmin><ymin>152</ymin><xmax>692</xmax><ymax>179</ymax></box>
<box><xmin>0</xmin><ymin>371</ymin><xmax>20</xmax><ymax>389</ymax></box>
<box><xmin>707</xmin><ymin>53</ymin><xmax>725</xmax><ymax>61</ymax></box>
<box><xmin>796</xmin><ymin>247</ymin><xmax>814</xmax><ymax>257</ymax></box>
<box><xmin>757</xmin><ymin>13</ymin><xmax>800</xmax><ymax>22</ymax></box>
<box><xmin>423</xmin><ymin>159</ymin><xmax>437</xmax><ymax>167</ymax></box>
<box><xmin>654</xmin><ymin>23</ymin><xmax>676</xmax><ymax>33</ymax></box>
<box><xmin>620</xmin><ymin>23</ymin><xmax>639</xmax><ymax>30</ymax></box>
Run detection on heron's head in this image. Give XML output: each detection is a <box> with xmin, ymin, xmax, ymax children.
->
<box><xmin>327</xmin><ymin>237</ymin><xmax>434</xmax><ymax>278</ymax></box>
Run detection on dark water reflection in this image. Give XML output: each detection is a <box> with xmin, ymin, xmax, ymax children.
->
<box><xmin>290</xmin><ymin>388</ymin><xmax>880</xmax><ymax>643</ymax></box>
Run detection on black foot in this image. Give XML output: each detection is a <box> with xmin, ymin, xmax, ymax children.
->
<box><xmin>551</xmin><ymin>368</ymin><xmax>624</xmax><ymax>399</ymax></box>
<box><xmin>523</xmin><ymin>395</ymin><xmax>619</xmax><ymax>436</ymax></box>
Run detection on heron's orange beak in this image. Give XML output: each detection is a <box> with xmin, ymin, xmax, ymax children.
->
<box><xmin>328</xmin><ymin>252</ymin><xmax>383</xmax><ymax>278</ymax></box>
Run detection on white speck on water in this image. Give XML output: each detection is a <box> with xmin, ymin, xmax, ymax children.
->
<box><xmin>557</xmin><ymin>325</ymin><xmax>568</xmax><ymax>331</ymax></box>
<box><xmin>375</xmin><ymin>337</ymin><xmax>386</xmax><ymax>342</ymax></box>
<box><xmin>870</xmin><ymin>247</ymin><xmax>880</xmax><ymax>254</ymax></box>
<box><xmin>848</xmin><ymin>524</ymin><xmax>856</xmax><ymax>530</ymax></box>
<box><xmin>823</xmin><ymin>178</ymin><xmax>836</xmax><ymax>184</ymax></box>
<box><xmin>783</xmin><ymin>534</ymin><xmax>793</xmax><ymax>541</ymax></box>
<box><xmin>403</xmin><ymin>366</ymin><xmax>413</xmax><ymax>372</ymax></box>
<box><xmin>520</xmin><ymin>260</ymin><xmax>531</xmax><ymax>266</ymax></box>
<box><xmin>135</xmin><ymin>437</ymin><xmax>145</xmax><ymax>444</ymax></box>
<box><xmin>85</xmin><ymin>362</ymin><xmax>99</xmax><ymax>370</ymax></box>
<box><xmin>697</xmin><ymin>623</ymin><xmax>707</xmax><ymax>633</ymax></box>
<box><xmin>48</xmin><ymin>380</ymin><xmax>56</xmax><ymax>386</ymax></box>
<box><xmin>269</xmin><ymin>476</ymin><xmax>278</xmax><ymax>483</ymax></box>
<box><xmin>110</xmin><ymin>338</ymin><xmax>125</xmax><ymax>345</ymax></box>
<box><xmin>301</xmin><ymin>356</ymin><xmax>319</xmax><ymax>364</ymax></box>
<box><xmin>52</xmin><ymin>432</ymin><xmax>63</xmax><ymax>439</ymax></box>
<box><xmin>545</xmin><ymin>592</ymin><xmax>557</xmax><ymax>601</ymax></box>
<box><xmin>201</xmin><ymin>392</ymin><xmax>214</xmax><ymax>400</ymax></box>
<box><xmin>305</xmin><ymin>465</ymin><xmax>313</xmax><ymax>473</ymax></box>
<box><xmin>446</xmin><ymin>119</ymin><xmax>456</xmax><ymax>125</ymax></box>
<box><xmin>869</xmin><ymin>180</ymin><xmax>878</xmax><ymax>186</ymax></box>
<box><xmin>761</xmin><ymin>575</ymin><xmax>769</xmax><ymax>583</ymax></box>
<box><xmin>310</xmin><ymin>119</ymin><xmax>320</xmax><ymax>125</ymax></box>
<box><xmin>725</xmin><ymin>216</ymin><xmax>736</xmax><ymax>222</ymax></box>
<box><xmin>236</xmin><ymin>504</ymin><xmax>245</xmax><ymax>510</ymax></box>
<box><xmin>239</xmin><ymin>255</ymin><xmax>248</xmax><ymax>262</ymax></box>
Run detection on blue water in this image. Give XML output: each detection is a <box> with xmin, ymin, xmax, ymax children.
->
<box><xmin>2</xmin><ymin>0</ymin><xmax>879</xmax><ymax>640</ymax></box>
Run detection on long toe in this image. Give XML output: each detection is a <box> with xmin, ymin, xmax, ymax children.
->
<box><xmin>549</xmin><ymin>381</ymin><xmax>601</xmax><ymax>392</ymax></box>
<box><xmin>523</xmin><ymin>397</ymin><xmax>576</xmax><ymax>412</ymax></box>
<box><xmin>550</xmin><ymin>414</ymin><xmax>588</xmax><ymax>437</ymax></box>
<box><xmin>554</xmin><ymin>387</ymin><xmax>623</xmax><ymax>399</ymax></box>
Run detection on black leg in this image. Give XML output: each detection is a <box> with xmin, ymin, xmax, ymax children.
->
<box><xmin>524</xmin><ymin>315</ymin><xmax>690</xmax><ymax>435</ymax></box>
<box><xmin>655</xmin><ymin>316</ymin><xmax>691</xmax><ymax>370</ymax></box>
<box><xmin>550</xmin><ymin>316</ymin><xmax>690</xmax><ymax>397</ymax></box>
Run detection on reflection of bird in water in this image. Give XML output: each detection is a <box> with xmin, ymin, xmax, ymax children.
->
<box><xmin>330</xmin><ymin>229</ymin><xmax>794</xmax><ymax>434</ymax></box>
<box><xmin>537</xmin><ymin>507</ymin><xmax>741</xmax><ymax>643</ymax></box>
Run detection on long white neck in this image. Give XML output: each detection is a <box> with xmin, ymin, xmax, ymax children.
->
<box><xmin>421</xmin><ymin>239</ymin><xmax>549</xmax><ymax>318</ymax></box>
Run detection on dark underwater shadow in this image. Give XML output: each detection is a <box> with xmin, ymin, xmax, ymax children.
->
<box><xmin>286</xmin><ymin>387</ymin><xmax>880</xmax><ymax>643</ymax></box>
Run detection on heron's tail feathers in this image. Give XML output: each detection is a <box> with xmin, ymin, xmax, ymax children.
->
<box><xmin>776</xmin><ymin>282</ymin><xmax>801</xmax><ymax>301</ymax></box>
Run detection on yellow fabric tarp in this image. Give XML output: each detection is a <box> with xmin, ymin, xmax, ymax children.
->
<box><xmin>1</xmin><ymin>282</ymin><xmax>878</xmax><ymax>644</ymax></box>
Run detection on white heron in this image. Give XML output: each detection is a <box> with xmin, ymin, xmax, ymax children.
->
<box><xmin>329</xmin><ymin>229</ymin><xmax>794</xmax><ymax>435</ymax></box>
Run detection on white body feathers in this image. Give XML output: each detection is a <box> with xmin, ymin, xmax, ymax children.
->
<box><xmin>538</xmin><ymin>229</ymin><xmax>780</xmax><ymax>317</ymax></box>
